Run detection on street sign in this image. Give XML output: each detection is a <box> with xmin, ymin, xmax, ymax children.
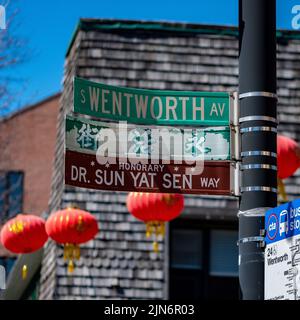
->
<box><xmin>73</xmin><ymin>77</ymin><xmax>236</xmax><ymax>126</ymax></box>
<box><xmin>65</xmin><ymin>150</ymin><xmax>239</xmax><ymax>195</ymax></box>
<box><xmin>66</xmin><ymin>115</ymin><xmax>238</xmax><ymax>161</ymax></box>
<box><xmin>265</xmin><ymin>198</ymin><xmax>300</xmax><ymax>300</ymax></box>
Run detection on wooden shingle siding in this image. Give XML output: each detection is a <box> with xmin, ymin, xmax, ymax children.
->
<box><xmin>39</xmin><ymin>20</ymin><xmax>300</xmax><ymax>300</ymax></box>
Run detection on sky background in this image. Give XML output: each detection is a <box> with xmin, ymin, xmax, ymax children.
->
<box><xmin>2</xmin><ymin>0</ymin><xmax>299</xmax><ymax>115</ymax></box>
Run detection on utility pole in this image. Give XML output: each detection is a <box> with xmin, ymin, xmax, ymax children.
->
<box><xmin>238</xmin><ymin>0</ymin><xmax>277</xmax><ymax>300</ymax></box>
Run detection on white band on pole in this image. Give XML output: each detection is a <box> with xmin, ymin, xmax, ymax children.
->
<box><xmin>241</xmin><ymin>186</ymin><xmax>277</xmax><ymax>193</ymax></box>
<box><xmin>241</xmin><ymin>151</ymin><xmax>277</xmax><ymax>158</ymax></box>
<box><xmin>239</xmin><ymin>91</ymin><xmax>278</xmax><ymax>100</ymax></box>
<box><xmin>239</xmin><ymin>115</ymin><xmax>278</xmax><ymax>123</ymax></box>
<box><xmin>240</xmin><ymin>126</ymin><xmax>277</xmax><ymax>133</ymax></box>
<box><xmin>241</xmin><ymin>164</ymin><xmax>277</xmax><ymax>170</ymax></box>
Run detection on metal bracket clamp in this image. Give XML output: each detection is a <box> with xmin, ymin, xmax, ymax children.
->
<box><xmin>241</xmin><ymin>151</ymin><xmax>277</xmax><ymax>158</ymax></box>
<box><xmin>239</xmin><ymin>91</ymin><xmax>278</xmax><ymax>100</ymax></box>
<box><xmin>239</xmin><ymin>115</ymin><xmax>278</xmax><ymax>124</ymax></box>
<box><xmin>237</xmin><ymin>236</ymin><xmax>266</xmax><ymax>248</ymax></box>
<box><xmin>240</xmin><ymin>126</ymin><xmax>277</xmax><ymax>134</ymax></box>
<box><xmin>241</xmin><ymin>164</ymin><xmax>277</xmax><ymax>170</ymax></box>
<box><xmin>238</xmin><ymin>229</ymin><xmax>266</xmax><ymax>248</ymax></box>
<box><xmin>238</xmin><ymin>236</ymin><xmax>265</xmax><ymax>244</ymax></box>
<box><xmin>241</xmin><ymin>186</ymin><xmax>277</xmax><ymax>193</ymax></box>
<box><xmin>239</xmin><ymin>116</ymin><xmax>278</xmax><ymax>125</ymax></box>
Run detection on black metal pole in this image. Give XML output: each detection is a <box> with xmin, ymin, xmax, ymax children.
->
<box><xmin>238</xmin><ymin>0</ymin><xmax>277</xmax><ymax>300</ymax></box>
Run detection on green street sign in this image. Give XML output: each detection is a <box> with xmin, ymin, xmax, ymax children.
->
<box><xmin>65</xmin><ymin>115</ymin><xmax>236</xmax><ymax>161</ymax></box>
<box><xmin>73</xmin><ymin>77</ymin><xmax>234</xmax><ymax>126</ymax></box>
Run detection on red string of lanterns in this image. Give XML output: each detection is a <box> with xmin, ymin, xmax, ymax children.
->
<box><xmin>1</xmin><ymin>193</ymin><xmax>184</xmax><ymax>276</ymax></box>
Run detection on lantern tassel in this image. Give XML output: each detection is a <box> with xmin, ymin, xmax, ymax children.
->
<box><xmin>158</xmin><ymin>222</ymin><xmax>165</xmax><ymax>236</ymax></box>
<box><xmin>73</xmin><ymin>245</ymin><xmax>80</xmax><ymax>260</ymax></box>
<box><xmin>145</xmin><ymin>221</ymin><xmax>166</xmax><ymax>253</ymax></box>
<box><xmin>146</xmin><ymin>222</ymin><xmax>151</xmax><ymax>238</ymax></box>
<box><xmin>64</xmin><ymin>244</ymin><xmax>80</xmax><ymax>273</ymax></box>
<box><xmin>153</xmin><ymin>241</ymin><xmax>159</xmax><ymax>253</ymax></box>
<box><xmin>22</xmin><ymin>265</ymin><xmax>28</xmax><ymax>280</ymax></box>
<box><xmin>155</xmin><ymin>221</ymin><xmax>160</xmax><ymax>237</ymax></box>
<box><xmin>68</xmin><ymin>260</ymin><xmax>74</xmax><ymax>273</ymax></box>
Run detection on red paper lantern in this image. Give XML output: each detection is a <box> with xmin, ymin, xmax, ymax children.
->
<box><xmin>126</xmin><ymin>192</ymin><xmax>184</xmax><ymax>251</ymax></box>
<box><xmin>277</xmin><ymin>134</ymin><xmax>300</xmax><ymax>179</ymax></box>
<box><xmin>45</xmin><ymin>207</ymin><xmax>98</xmax><ymax>273</ymax></box>
<box><xmin>0</xmin><ymin>214</ymin><xmax>48</xmax><ymax>254</ymax></box>
<box><xmin>0</xmin><ymin>214</ymin><xmax>48</xmax><ymax>278</ymax></box>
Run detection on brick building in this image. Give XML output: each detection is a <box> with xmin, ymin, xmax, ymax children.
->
<box><xmin>0</xmin><ymin>94</ymin><xmax>60</xmax><ymax>265</ymax></box>
<box><xmin>2</xmin><ymin>19</ymin><xmax>300</xmax><ymax>300</ymax></box>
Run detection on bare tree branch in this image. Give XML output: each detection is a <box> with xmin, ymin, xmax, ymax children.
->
<box><xmin>0</xmin><ymin>0</ymin><xmax>29</xmax><ymax>114</ymax></box>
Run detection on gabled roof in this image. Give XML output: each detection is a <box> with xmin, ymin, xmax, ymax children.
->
<box><xmin>66</xmin><ymin>18</ymin><xmax>300</xmax><ymax>56</ymax></box>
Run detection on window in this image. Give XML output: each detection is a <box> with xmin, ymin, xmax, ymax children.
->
<box><xmin>0</xmin><ymin>171</ymin><xmax>24</xmax><ymax>223</ymax></box>
<box><xmin>171</xmin><ymin>229</ymin><xmax>203</xmax><ymax>269</ymax></box>
<box><xmin>209</xmin><ymin>230</ymin><xmax>238</xmax><ymax>277</ymax></box>
<box><xmin>170</xmin><ymin>229</ymin><xmax>204</xmax><ymax>300</ymax></box>
<box><xmin>0</xmin><ymin>257</ymin><xmax>16</xmax><ymax>277</ymax></box>
<box><xmin>169</xmin><ymin>219</ymin><xmax>239</xmax><ymax>300</ymax></box>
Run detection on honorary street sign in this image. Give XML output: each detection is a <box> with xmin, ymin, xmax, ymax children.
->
<box><xmin>265</xmin><ymin>198</ymin><xmax>300</xmax><ymax>300</ymax></box>
<box><xmin>73</xmin><ymin>77</ymin><xmax>236</xmax><ymax>126</ymax></box>
<box><xmin>65</xmin><ymin>150</ymin><xmax>238</xmax><ymax>195</ymax></box>
<box><xmin>66</xmin><ymin>115</ymin><xmax>238</xmax><ymax>161</ymax></box>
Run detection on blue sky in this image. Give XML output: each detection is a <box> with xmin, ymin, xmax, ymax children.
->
<box><xmin>1</xmin><ymin>0</ymin><xmax>299</xmax><ymax>115</ymax></box>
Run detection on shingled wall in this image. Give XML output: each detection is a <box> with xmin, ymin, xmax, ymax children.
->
<box><xmin>38</xmin><ymin>19</ymin><xmax>300</xmax><ymax>300</ymax></box>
